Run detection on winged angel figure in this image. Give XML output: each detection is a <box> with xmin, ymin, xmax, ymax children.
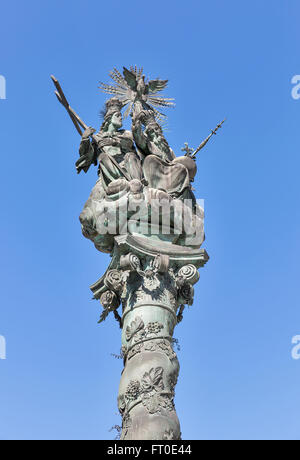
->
<box><xmin>99</xmin><ymin>66</ymin><xmax>175</xmax><ymax>122</ymax></box>
<box><xmin>51</xmin><ymin>67</ymin><xmax>216</xmax><ymax>254</ymax></box>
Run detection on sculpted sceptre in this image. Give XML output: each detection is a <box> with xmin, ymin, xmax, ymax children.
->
<box><xmin>52</xmin><ymin>66</ymin><xmax>223</xmax><ymax>439</ymax></box>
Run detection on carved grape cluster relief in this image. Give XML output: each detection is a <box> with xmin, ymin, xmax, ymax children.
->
<box><xmin>147</xmin><ymin>322</ymin><xmax>164</xmax><ymax>335</ymax></box>
<box><xmin>122</xmin><ymin>316</ymin><xmax>177</xmax><ymax>361</ymax></box>
<box><xmin>125</xmin><ymin>379</ymin><xmax>141</xmax><ymax>401</ymax></box>
<box><xmin>120</xmin><ymin>366</ymin><xmax>176</xmax><ymax>419</ymax></box>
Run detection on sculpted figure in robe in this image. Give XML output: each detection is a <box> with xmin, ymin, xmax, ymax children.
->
<box><xmin>51</xmin><ymin>68</ymin><xmax>206</xmax><ymax>254</ymax></box>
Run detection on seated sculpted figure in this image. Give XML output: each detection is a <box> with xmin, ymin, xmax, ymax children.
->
<box><xmin>132</xmin><ymin>110</ymin><xmax>198</xmax><ymax>208</ymax></box>
<box><xmin>79</xmin><ymin>100</ymin><xmax>204</xmax><ymax>253</ymax></box>
<box><xmin>76</xmin><ymin>97</ymin><xmax>143</xmax><ymax>198</ymax></box>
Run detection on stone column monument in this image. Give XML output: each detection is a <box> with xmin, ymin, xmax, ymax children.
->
<box><xmin>52</xmin><ymin>66</ymin><xmax>223</xmax><ymax>440</ymax></box>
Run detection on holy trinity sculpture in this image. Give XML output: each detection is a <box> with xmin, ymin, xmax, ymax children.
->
<box><xmin>51</xmin><ymin>66</ymin><xmax>224</xmax><ymax>440</ymax></box>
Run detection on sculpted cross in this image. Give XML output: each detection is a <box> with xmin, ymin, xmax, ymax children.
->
<box><xmin>181</xmin><ymin>142</ymin><xmax>195</xmax><ymax>156</ymax></box>
<box><xmin>51</xmin><ymin>65</ymin><xmax>225</xmax><ymax>440</ymax></box>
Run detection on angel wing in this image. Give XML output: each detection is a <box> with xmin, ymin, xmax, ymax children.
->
<box><xmin>123</xmin><ymin>67</ymin><xmax>137</xmax><ymax>91</ymax></box>
<box><xmin>99</xmin><ymin>66</ymin><xmax>174</xmax><ymax>121</ymax></box>
<box><xmin>148</xmin><ymin>79</ymin><xmax>168</xmax><ymax>93</ymax></box>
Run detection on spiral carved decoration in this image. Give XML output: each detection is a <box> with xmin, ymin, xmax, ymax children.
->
<box><xmin>177</xmin><ymin>264</ymin><xmax>199</xmax><ymax>285</ymax></box>
<box><xmin>104</xmin><ymin>269</ymin><xmax>123</xmax><ymax>293</ymax></box>
<box><xmin>93</xmin><ymin>249</ymin><xmax>205</xmax><ymax>438</ymax></box>
<box><xmin>56</xmin><ymin>64</ymin><xmax>211</xmax><ymax>441</ymax></box>
<box><xmin>120</xmin><ymin>253</ymin><xmax>141</xmax><ymax>271</ymax></box>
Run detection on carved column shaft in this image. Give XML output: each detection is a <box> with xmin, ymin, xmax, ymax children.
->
<box><xmin>91</xmin><ymin>236</ymin><xmax>208</xmax><ymax>440</ymax></box>
<box><xmin>118</xmin><ymin>266</ymin><xmax>181</xmax><ymax>440</ymax></box>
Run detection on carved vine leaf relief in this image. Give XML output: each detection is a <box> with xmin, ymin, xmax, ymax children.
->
<box><xmin>131</xmin><ymin>272</ymin><xmax>177</xmax><ymax>309</ymax></box>
<box><xmin>142</xmin><ymin>392</ymin><xmax>174</xmax><ymax>414</ymax></box>
<box><xmin>141</xmin><ymin>366</ymin><xmax>164</xmax><ymax>392</ymax></box>
<box><xmin>121</xmin><ymin>366</ymin><xmax>175</xmax><ymax>418</ymax></box>
<box><xmin>125</xmin><ymin>317</ymin><xmax>164</xmax><ymax>343</ymax></box>
<box><xmin>125</xmin><ymin>316</ymin><xmax>145</xmax><ymax>342</ymax></box>
<box><xmin>126</xmin><ymin>338</ymin><xmax>177</xmax><ymax>361</ymax></box>
<box><xmin>143</xmin><ymin>273</ymin><xmax>160</xmax><ymax>291</ymax></box>
<box><xmin>51</xmin><ymin>66</ymin><xmax>214</xmax><ymax>441</ymax></box>
<box><xmin>123</xmin><ymin>317</ymin><xmax>177</xmax><ymax>361</ymax></box>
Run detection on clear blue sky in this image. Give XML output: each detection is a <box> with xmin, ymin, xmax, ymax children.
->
<box><xmin>0</xmin><ymin>0</ymin><xmax>299</xmax><ymax>440</ymax></box>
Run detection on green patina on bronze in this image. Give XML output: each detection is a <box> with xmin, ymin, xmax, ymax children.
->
<box><xmin>52</xmin><ymin>66</ymin><xmax>223</xmax><ymax>440</ymax></box>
